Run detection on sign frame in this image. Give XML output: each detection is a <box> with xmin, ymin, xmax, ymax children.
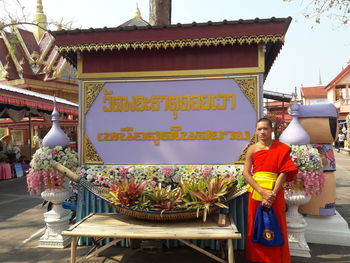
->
<box><xmin>79</xmin><ymin>75</ymin><xmax>261</xmax><ymax>165</ymax></box>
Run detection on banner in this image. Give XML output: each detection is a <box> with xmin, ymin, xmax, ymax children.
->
<box><xmin>84</xmin><ymin>78</ymin><xmax>257</xmax><ymax>164</ymax></box>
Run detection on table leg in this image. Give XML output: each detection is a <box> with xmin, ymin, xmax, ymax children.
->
<box><xmin>71</xmin><ymin>236</ymin><xmax>77</xmax><ymax>263</ymax></box>
<box><xmin>227</xmin><ymin>239</ymin><xmax>235</xmax><ymax>263</ymax></box>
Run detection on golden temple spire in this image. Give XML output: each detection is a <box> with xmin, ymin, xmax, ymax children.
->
<box><xmin>33</xmin><ymin>0</ymin><xmax>47</xmax><ymax>41</ymax></box>
<box><xmin>134</xmin><ymin>3</ymin><xmax>142</xmax><ymax>18</ymax></box>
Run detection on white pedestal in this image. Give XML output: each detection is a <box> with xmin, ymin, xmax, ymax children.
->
<box><xmin>304</xmin><ymin>210</ymin><xmax>350</xmax><ymax>246</ymax></box>
<box><xmin>39</xmin><ymin>188</ymin><xmax>72</xmax><ymax>248</ymax></box>
<box><xmin>285</xmin><ymin>190</ymin><xmax>311</xmax><ymax>258</ymax></box>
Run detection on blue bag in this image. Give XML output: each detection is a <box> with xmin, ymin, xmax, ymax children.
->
<box><xmin>252</xmin><ymin>204</ymin><xmax>284</xmax><ymax>247</ymax></box>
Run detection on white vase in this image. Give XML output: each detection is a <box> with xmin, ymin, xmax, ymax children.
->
<box><xmin>285</xmin><ymin>189</ymin><xmax>311</xmax><ymax>258</ymax></box>
<box><xmin>39</xmin><ymin>185</ymin><xmax>72</xmax><ymax>248</ymax></box>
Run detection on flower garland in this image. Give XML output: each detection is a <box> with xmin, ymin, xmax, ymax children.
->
<box><xmin>79</xmin><ymin>164</ymin><xmax>245</xmax><ymax>189</ymax></box>
<box><xmin>27</xmin><ymin>146</ymin><xmax>78</xmax><ymax>194</ymax></box>
<box><xmin>78</xmin><ymin>164</ymin><xmax>245</xmax><ymax>217</ymax></box>
<box><xmin>288</xmin><ymin>144</ymin><xmax>325</xmax><ymax>195</ymax></box>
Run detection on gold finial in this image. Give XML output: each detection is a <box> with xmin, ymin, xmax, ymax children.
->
<box><xmin>36</xmin><ymin>0</ymin><xmax>44</xmax><ymax>13</ymax></box>
<box><xmin>33</xmin><ymin>0</ymin><xmax>47</xmax><ymax>41</ymax></box>
<box><xmin>134</xmin><ymin>3</ymin><xmax>141</xmax><ymax>18</ymax></box>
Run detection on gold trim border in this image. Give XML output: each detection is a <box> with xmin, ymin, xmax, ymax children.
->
<box><xmin>84</xmin><ymin>82</ymin><xmax>105</xmax><ymax>114</ymax></box>
<box><xmin>234</xmin><ymin>77</ymin><xmax>258</xmax><ymax>110</ymax></box>
<box><xmin>83</xmin><ymin>133</ymin><xmax>104</xmax><ymax>164</ymax></box>
<box><xmin>60</xmin><ymin>34</ymin><xmax>283</xmax><ymax>53</ymax></box>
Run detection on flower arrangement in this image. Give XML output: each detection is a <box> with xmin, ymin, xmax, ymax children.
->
<box><xmin>27</xmin><ymin>146</ymin><xmax>78</xmax><ymax>194</ymax></box>
<box><xmin>287</xmin><ymin>144</ymin><xmax>325</xmax><ymax>196</ymax></box>
<box><xmin>79</xmin><ymin>164</ymin><xmax>245</xmax><ymax>220</ymax></box>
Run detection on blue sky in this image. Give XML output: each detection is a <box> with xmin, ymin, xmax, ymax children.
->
<box><xmin>19</xmin><ymin>0</ymin><xmax>350</xmax><ymax>96</ymax></box>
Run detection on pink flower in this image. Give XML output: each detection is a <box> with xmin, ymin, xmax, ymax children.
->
<box><xmin>120</xmin><ymin>167</ymin><xmax>129</xmax><ymax>177</ymax></box>
<box><xmin>162</xmin><ymin>167</ymin><xmax>173</xmax><ymax>177</ymax></box>
<box><xmin>202</xmin><ymin>166</ymin><xmax>211</xmax><ymax>178</ymax></box>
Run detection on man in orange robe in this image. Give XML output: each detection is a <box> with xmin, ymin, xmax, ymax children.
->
<box><xmin>243</xmin><ymin>118</ymin><xmax>298</xmax><ymax>263</ymax></box>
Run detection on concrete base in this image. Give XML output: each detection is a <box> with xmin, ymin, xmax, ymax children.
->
<box><xmin>304</xmin><ymin>210</ymin><xmax>350</xmax><ymax>246</ymax></box>
<box><xmin>39</xmin><ymin>234</ymin><xmax>71</xmax><ymax>248</ymax></box>
<box><xmin>289</xmin><ymin>239</ymin><xmax>311</xmax><ymax>258</ymax></box>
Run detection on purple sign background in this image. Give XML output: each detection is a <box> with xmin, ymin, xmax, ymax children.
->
<box><xmin>85</xmin><ymin>78</ymin><xmax>256</xmax><ymax>164</ymax></box>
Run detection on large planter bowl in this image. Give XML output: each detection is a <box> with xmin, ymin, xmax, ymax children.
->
<box><xmin>80</xmin><ymin>179</ymin><xmax>247</xmax><ymax>221</ymax></box>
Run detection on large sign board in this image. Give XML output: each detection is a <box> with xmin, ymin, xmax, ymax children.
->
<box><xmin>82</xmin><ymin>77</ymin><xmax>258</xmax><ymax>164</ymax></box>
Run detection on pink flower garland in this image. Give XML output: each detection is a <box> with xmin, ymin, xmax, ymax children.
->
<box><xmin>297</xmin><ymin>170</ymin><xmax>325</xmax><ymax>196</ymax></box>
<box><xmin>27</xmin><ymin>169</ymin><xmax>65</xmax><ymax>195</ymax></box>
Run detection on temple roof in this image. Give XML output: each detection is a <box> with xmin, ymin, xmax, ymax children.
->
<box><xmin>52</xmin><ymin>17</ymin><xmax>292</xmax><ymax>76</ymax></box>
<box><xmin>53</xmin><ymin>17</ymin><xmax>291</xmax><ymax>36</ymax></box>
<box><xmin>325</xmin><ymin>63</ymin><xmax>350</xmax><ymax>90</ymax></box>
<box><xmin>0</xmin><ymin>26</ymin><xmax>76</xmax><ymax>82</ymax></box>
<box><xmin>0</xmin><ymin>82</ymin><xmax>78</xmax><ymax>116</ymax></box>
<box><xmin>300</xmin><ymin>86</ymin><xmax>327</xmax><ymax>98</ymax></box>
<box><xmin>119</xmin><ymin>17</ymin><xmax>150</xmax><ymax>27</ymax></box>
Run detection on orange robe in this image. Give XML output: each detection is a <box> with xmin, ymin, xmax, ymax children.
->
<box><xmin>246</xmin><ymin>140</ymin><xmax>298</xmax><ymax>263</ymax></box>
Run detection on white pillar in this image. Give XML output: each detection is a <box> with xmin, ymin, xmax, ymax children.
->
<box><xmin>285</xmin><ymin>190</ymin><xmax>311</xmax><ymax>258</ymax></box>
<box><xmin>39</xmin><ymin>185</ymin><xmax>72</xmax><ymax>248</ymax></box>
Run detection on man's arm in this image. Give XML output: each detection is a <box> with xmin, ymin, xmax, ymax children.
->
<box><xmin>273</xmin><ymin>173</ymin><xmax>287</xmax><ymax>194</ymax></box>
<box><xmin>243</xmin><ymin>146</ymin><xmax>276</xmax><ymax>203</ymax></box>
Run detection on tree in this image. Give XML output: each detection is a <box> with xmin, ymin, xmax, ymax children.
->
<box><xmin>0</xmin><ymin>0</ymin><xmax>73</xmax><ymax>32</ymax></box>
<box><xmin>284</xmin><ymin>0</ymin><xmax>350</xmax><ymax>25</ymax></box>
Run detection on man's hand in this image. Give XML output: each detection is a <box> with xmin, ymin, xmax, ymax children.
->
<box><xmin>259</xmin><ymin>189</ymin><xmax>276</xmax><ymax>203</ymax></box>
<box><xmin>262</xmin><ymin>199</ymin><xmax>272</xmax><ymax>208</ymax></box>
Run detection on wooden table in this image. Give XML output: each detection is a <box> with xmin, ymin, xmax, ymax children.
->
<box><xmin>62</xmin><ymin>213</ymin><xmax>242</xmax><ymax>263</ymax></box>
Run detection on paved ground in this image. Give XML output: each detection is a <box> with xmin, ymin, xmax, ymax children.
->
<box><xmin>0</xmin><ymin>151</ymin><xmax>350</xmax><ymax>263</ymax></box>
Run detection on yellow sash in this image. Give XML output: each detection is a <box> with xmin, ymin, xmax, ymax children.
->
<box><xmin>246</xmin><ymin>171</ymin><xmax>278</xmax><ymax>201</ymax></box>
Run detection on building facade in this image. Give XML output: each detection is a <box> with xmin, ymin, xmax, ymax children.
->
<box><xmin>300</xmin><ymin>85</ymin><xmax>327</xmax><ymax>105</ymax></box>
<box><xmin>324</xmin><ymin>64</ymin><xmax>350</xmax><ymax>121</ymax></box>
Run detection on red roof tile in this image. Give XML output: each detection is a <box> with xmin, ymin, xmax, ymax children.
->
<box><xmin>325</xmin><ymin>64</ymin><xmax>350</xmax><ymax>90</ymax></box>
<box><xmin>300</xmin><ymin>86</ymin><xmax>327</xmax><ymax>98</ymax></box>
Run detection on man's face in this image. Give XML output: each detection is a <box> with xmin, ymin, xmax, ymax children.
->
<box><xmin>256</xmin><ymin>121</ymin><xmax>273</xmax><ymax>140</ymax></box>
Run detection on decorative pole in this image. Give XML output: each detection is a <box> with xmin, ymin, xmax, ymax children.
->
<box><xmin>279</xmin><ymin>100</ymin><xmax>311</xmax><ymax>257</ymax></box>
<box><xmin>346</xmin><ymin>114</ymin><xmax>350</xmax><ymax>149</ymax></box>
<box><xmin>39</xmin><ymin>99</ymin><xmax>72</xmax><ymax>248</ymax></box>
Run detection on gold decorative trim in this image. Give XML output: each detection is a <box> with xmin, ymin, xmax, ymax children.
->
<box><xmin>234</xmin><ymin>77</ymin><xmax>258</xmax><ymax>110</ymax></box>
<box><xmin>0</xmin><ymin>30</ymin><xmax>23</xmax><ymax>73</ymax></box>
<box><xmin>59</xmin><ymin>34</ymin><xmax>285</xmax><ymax>53</ymax></box>
<box><xmin>78</xmin><ymin>67</ymin><xmax>264</xmax><ymax>79</ymax></box>
<box><xmin>53</xmin><ymin>59</ymin><xmax>66</xmax><ymax>78</ymax></box>
<box><xmin>77</xmin><ymin>52</ymin><xmax>83</xmax><ymax>76</ymax></box>
<box><xmin>0</xmin><ymin>63</ymin><xmax>9</xmax><ymax>80</ymax></box>
<box><xmin>79</xmin><ymin>67</ymin><xmax>265</xmax><ymax>79</ymax></box>
<box><xmin>43</xmin><ymin>49</ymin><xmax>59</xmax><ymax>73</ymax></box>
<box><xmin>236</xmin><ymin>136</ymin><xmax>257</xmax><ymax>163</ymax></box>
<box><xmin>5</xmin><ymin>78</ymin><xmax>77</xmax><ymax>90</ymax></box>
<box><xmin>258</xmin><ymin>44</ymin><xmax>265</xmax><ymax>73</ymax></box>
<box><xmin>84</xmin><ymin>82</ymin><xmax>105</xmax><ymax>114</ymax></box>
<box><xmin>83</xmin><ymin>133</ymin><xmax>104</xmax><ymax>164</ymax></box>
<box><xmin>12</xmin><ymin>26</ymin><xmax>35</xmax><ymax>65</ymax></box>
<box><xmin>81</xmin><ymin>76</ymin><xmax>259</xmax><ymax>165</ymax></box>
<box><xmin>38</xmin><ymin>35</ymin><xmax>54</xmax><ymax>64</ymax></box>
